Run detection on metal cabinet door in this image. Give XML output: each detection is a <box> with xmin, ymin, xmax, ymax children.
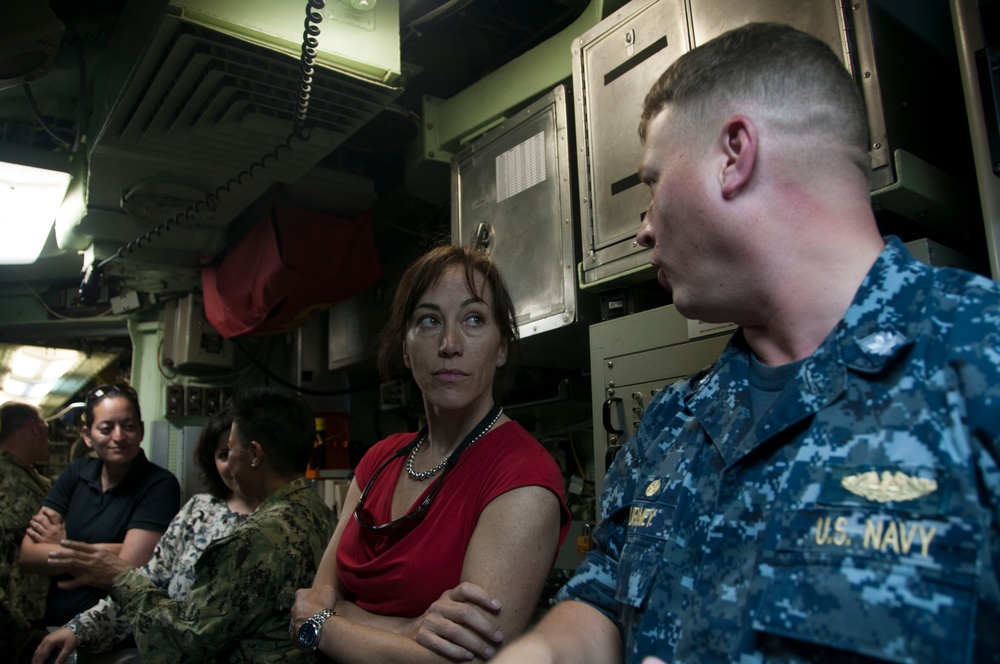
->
<box><xmin>573</xmin><ymin>0</ymin><xmax>690</xmax><ymax>286</ymax></box>
<box><xmin>451</xmin><ymin>85</ymin><xmax>577</xmax><ymax>338</ymax></box>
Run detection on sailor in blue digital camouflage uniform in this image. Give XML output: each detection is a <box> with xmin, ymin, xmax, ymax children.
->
<box><xmin>492</xmin><ymin>22</ymin><xmax>1000</xmax><ymax>664</ymax></box>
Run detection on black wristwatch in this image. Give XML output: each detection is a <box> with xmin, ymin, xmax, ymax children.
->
<box><xmin>297</xmin><ymin>608</ymin><xmax>335</xmax><ymax>652</ymax></box>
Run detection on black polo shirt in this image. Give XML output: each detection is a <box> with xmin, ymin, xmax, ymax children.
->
<box><xmin>43</xmin><ymin>449</ymin><xmax>179</xmax><ymax>625</ymax></box>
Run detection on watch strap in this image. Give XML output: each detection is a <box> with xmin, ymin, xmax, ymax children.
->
<box><xmin>298</xmin><ymin>608</ymin><xmax>335</xmax><ymax>652</ymax></box>
<box><xmin>313</xmin><ymin>608</ymin><xmax>335</xmax><ymax>627</ymax></box>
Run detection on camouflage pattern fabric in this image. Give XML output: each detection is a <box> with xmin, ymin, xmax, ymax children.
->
<box><xmin>559</xmin><ymin>237</ymin><xmax>1000</xmax><ymax>663</ymax></box>
<box><xmin>68</xmin><ymin>493</ymin><xmax>247</xmax><ymax>653</ymax></box>
<box><xmin>110</xmin><ymin>477</ymin><xmax>334</xmax><ymax>663</ymax></box>
<box><xmin>0</xmin><ymin>450</ymin><xmax>52</xmax><ymax>638</ymax></box>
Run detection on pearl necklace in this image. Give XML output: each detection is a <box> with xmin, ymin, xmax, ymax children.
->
<box><xmin>406</xmin><ymin>407</ymin><xmax>503</xmax><ymax>481</ymax></box>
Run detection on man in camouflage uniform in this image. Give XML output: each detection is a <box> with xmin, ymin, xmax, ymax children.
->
<box><xmin>0</xmin><ymin>402</ymin><xmax>52</xmax><ymax>663</ymax></box>
<box><xmin>493</xmin><ymin>23</ymin><xmax>1000</xmax><ymax>664</ymax></box>
<box><xmin>45</xmin><ymin>388</ymin><xmax>334</xmax><ymax>663</ymax></box>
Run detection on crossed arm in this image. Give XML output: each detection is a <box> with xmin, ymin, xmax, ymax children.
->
<box><xmin>489</xmin><ymin>600</ymin><xmax>623</xmax><ymax>664</ymax></box>
<box><xmin>29</xmin><ymin>541</ymin><xmax>138</xmax><ymax>664</ymax></box>
<box><xmin>290</xmin><ymin>478</ymin><xmax>562</xmax><ymax>663</ymax></box>
<box><xmin>19</xmin><ymin>506</ymin><xmax>162</xmax><ymax>579</ymax></box>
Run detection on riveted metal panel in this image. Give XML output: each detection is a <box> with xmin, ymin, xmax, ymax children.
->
<box><xmin>572</xmin><ymin>0</ymin><xmax>689</xmax><ymax>286</ymax></box>
<box><xmin>451</xmin><ymin>85</ymin><xmax>577</xmax><ymax>339</ymax></box>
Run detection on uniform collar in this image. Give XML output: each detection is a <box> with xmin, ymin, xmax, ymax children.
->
<box><xmin>0</xmin><ymin>448</ymin><xmax>30</xmax><ymax>469</ymax></box>
<box><xmin>687</xmin><ymin>237</ymin><xmax>922</xmax><ymax>466</ymax></box>
<box><xmin>0</xmin><ymin>448</ymin><xmax>47</xmax><ymax>479</ymax></box>
<box><xmin>834</xmin><ymin>236</ymin><xmax>925</xmax><ymax>372</ymax></box>
<box><xmin>254</xmin><ymin>476</ymin><xmax>311</xmax><ymax>512</ymax></box>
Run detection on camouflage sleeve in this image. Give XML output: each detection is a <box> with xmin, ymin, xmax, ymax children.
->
<box><xmin>110</xmin><ymin>568</ymin><xmax>211</xmax><ymax>663</ymax></box>
<box><xmin>0</xmin><ymin>524</ymin><xmax>32</xmax><ymax>640</ymax></box>
<box><xmin>0</xmin><ymin>536</ymin><xmax>31</xmax><ymax>641</ymax></box>
<box><xmin>554</xmin><ymin>374</ymin><xmax>693</xmax><ymax>635</ymax></box>
<box><xmin>1</xmin><ymin>464</ymin><xmax>48</xmax><ymax>639</ymax></box>
<box><xmin>1</xmin><ymin>462</ymin><xmax>48</xmax><ymax>544</ymax></box>
<box><xmin>110</xmin><ymin>528</ymin><xmax>290</xmax><ymax>663</ymax></box>
<box><xmin>555</xmin><ymin>508</ymin><xmax>628</xmax><ymax>627</ymax></box>
<box><xmin>67</xmin><ymin>501</ymin><xmax>205</xmax><ymax>652</ymax></box>
<box><xmin>0</xmin><ymin>510</ymin><xmax>24</xmax><ymax>537</ymax></box>
<box><xmin>66</xmin><ymin>594</ymin><xmax>132</xmax><ymax>654</ymax></box>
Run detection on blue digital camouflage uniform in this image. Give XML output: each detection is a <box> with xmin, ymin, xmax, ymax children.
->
<box><xmin>110</xmin><ymin>477</ymin><xmax>334</xmax><ymax>663</ymax></box>
<box><xmin>0</xmin><ymin>450</ymin><xmax>51</xmax><ymax>640</ymax></box>
<box><xmin>559</xmin><ymin>237</ymin><xmax>1000</xmax><ymax>663</ymax></box>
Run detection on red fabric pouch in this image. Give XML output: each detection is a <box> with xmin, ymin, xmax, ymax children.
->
<box><xmin>202</xmin><ymin>206</ymin><xmax>381</xmax><ymax>337</ymax></box>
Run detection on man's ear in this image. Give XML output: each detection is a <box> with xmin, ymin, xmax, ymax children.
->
<box><xmin>719</xmin><ymin>114</ymin><xmax>757</xmax><ymax>199</ymax></box>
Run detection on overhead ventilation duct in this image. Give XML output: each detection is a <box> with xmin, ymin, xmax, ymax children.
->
<box><xmin>58</xmin><ymin>0</ymin><xmax>401</xmax><ymax>291</ymax></box>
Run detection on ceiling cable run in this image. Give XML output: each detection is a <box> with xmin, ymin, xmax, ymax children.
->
<box><xmin>20</xmin><ymin>83</ymin><xmax>72</xmax><ymax>151</ymax></box>
<box><xmin>19</xmin><ymin>16</ymin><xmax>92</xmax><ymax>155</ymax></box>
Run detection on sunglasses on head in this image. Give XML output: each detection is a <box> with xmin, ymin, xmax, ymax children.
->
<box><xmin>353</xmin><ymin>434</ymin><xmax>452</xmax><ymax>540</ymax></box>
<box><xmin>86</xmin><ymin>383</ymin><xmax>138</xmax><ymax>402</ymax></box>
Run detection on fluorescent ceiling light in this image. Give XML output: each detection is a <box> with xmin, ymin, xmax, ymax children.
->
<box><xmin>10</xmin><ymin>353</ymin><xmax>43</xmax><ymax>377</ymax></box>
<box><xmin>1</xmin><ymin>346</ymin><xmax>86</xmax><ymax>406</ymax></box>
<box><xmin>0</xmin><ymin>160</ymin><xmax>71</xmax><ymax>264</ymax></box>
<box><xmin>43</xmin><ymin>358</ymin><xmax>79</xmax><ymax>380</ymax></box>
<box><xmin>3</xmin><ymin>377</ymin><xmax>30</xmax><ymax>396</ymax></box>
<box><xmin>28</xmin><ymin>382</ymin><xmax>56</xmax><ymax>398</ymax></box>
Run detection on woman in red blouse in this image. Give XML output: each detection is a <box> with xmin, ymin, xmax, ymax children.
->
<box><xmin>291</xmin><ymin>245</ymin><xmax>570</xmax><ymax>662</ymax></box>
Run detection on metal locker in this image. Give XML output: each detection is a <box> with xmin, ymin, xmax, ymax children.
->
<box><xmin>451</xmin><ymin>85</ymin><xmax>578</xmax><ymax>338</ymax></box>
<box><xmin>572</xmin><ymin>0</ymin><xmax>690</xmax><ymax>288</ymax></box>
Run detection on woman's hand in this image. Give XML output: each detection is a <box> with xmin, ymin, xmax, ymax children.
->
<box><xmin>408</xmin><ymin>582</ymin><xmax>504</xmax><ymax>660</ymax></box>
<box><xmin>48</xmin><ymin>539</ymin><xmax>133</xmax><ymax>590</ymax></box>
<box><xmin>25</xmin><ymin>507</ymin><xmax>64</xmax><ymax>544</ymax></box>
<box><xmin>290</xmin><ymin>584</ymin><xmax>338</xmax><ymax>644</ymax></box>
<box><xmin>30</xmin><ymin>627</ymin><xmax>79</xmax><ymax>664</ymax></box>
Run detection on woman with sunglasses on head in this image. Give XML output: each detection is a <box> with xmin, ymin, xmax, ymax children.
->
<box><xmin>291</xmin><ymin>245</ymin><xmax>571</xmax><ymax>663</ymax></box>
<box><xmin>31</xmin><ymin>407</ymin><xmax>253</xmax><ymax>664</ymax></box>
<box><xmin>19</xmin><ymin>384</ymin><xmax>180</xmax><ymax>630</ymax></box>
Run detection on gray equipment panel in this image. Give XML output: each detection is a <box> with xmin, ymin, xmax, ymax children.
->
<box><xmin>589</xmin><ymin>305</ymin><xmax>734</xmax><ymax>508</ymax></box>
<box><xmin>150</xmin><ymin>421</ymin><xmax>205</xmax><ymax>504</ymax></box>
<box><xmin>573</xmin><ymin>0</ymin><xmax>974</xmax><ymax>288</ymax></box>
<box><xmin>451</xmin><ymin>85</ymin><xmax>577</xmax><ymax>338</ymax></box>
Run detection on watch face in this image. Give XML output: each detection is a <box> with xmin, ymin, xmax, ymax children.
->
<box><xmin>298</xmin><ymin>622</ymin><xmax>320</xmax><ymax>651</ymax></box>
